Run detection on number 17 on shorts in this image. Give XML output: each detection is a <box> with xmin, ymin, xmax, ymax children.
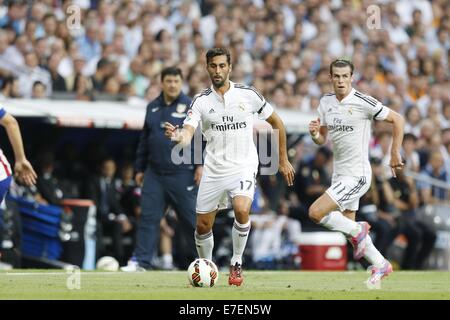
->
<box><xmin>196</xmin><ymin>169</ymin><xmax>257</xmax><ymax>213</ymax></box>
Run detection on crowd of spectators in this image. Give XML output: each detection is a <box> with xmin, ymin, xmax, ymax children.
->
<box><xmin>0</xmin><ymin>0</ymin><xmax>447</xmax><ymax>107</ymax></box>
<box><xmin>1</xmin><ymin>0</ymin><xmax>450</xmax><ymax>269</ymax></box>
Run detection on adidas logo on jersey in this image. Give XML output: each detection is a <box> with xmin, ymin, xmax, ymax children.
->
<box><xmin>209</xmin><ymin>108</ymin><xmax>215</xmax><ymax>114</ymax></box>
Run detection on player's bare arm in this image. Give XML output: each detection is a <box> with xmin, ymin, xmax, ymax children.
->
<box><xmin>309</xmin><ymin>118</ymin><xmax>328</xmax><ymax>145</ymax></box>
<box><xmin>383</xmin><ymin>109</ymin><xmax>405</xmax><ymax>177</ymax></box>
<box><xmin>0</xmin><ymin>113</ymin><xmax>37</xmax><ymax>186</ymax></box>
<box><xmin>164</xmin><ymin>122</ymin><xmax>195</xmax><ymax>146</ymax></box>
<box><xmin>265</xmin><ymin>112</ymin><xmax>295</xmax><ymax>186</ymax></box>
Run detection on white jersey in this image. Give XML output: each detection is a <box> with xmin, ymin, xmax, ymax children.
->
<box><xmin>318</xmin><ymin>88</ymin><xmax>390</xmax><ymax>177</ymax></box>
<box><xmin>0</xmin><ymin>106</ymin><xmax>12</xmax><ymax>181</ymax></box>
<box><xmin>184</xmin><ymin>81</ymin><xmax>274</xmax><ymax>177</ymax></box>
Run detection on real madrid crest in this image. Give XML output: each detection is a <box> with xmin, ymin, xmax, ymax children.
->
<box><xmin>176</xmin><ymin>103</ymin><xmax>187</xmax><ymax>113</ymax></box>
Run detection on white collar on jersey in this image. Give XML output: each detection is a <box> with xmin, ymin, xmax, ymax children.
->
<box><xmin>335</xmin><ymin>87</ymin><xmax>356</xmax><ymax>103</ymax></box>
<box><xmin>210</xmin><ymin>80</ymin><xmax>234</xmax><ymax>100</ymax></box>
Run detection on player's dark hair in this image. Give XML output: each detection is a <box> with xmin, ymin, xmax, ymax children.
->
<box><xmin>330</xmin><ymin>59</ymin><xmax>354</xmax><ymax>75</ymax></box>
<box><xmin>161</xmin><ymin>66</ymin><xmax>183</xmax><ymax>81</ymax></box>
<box><xmin>206</xmin><ymin>47</ymin><xmax>231</xmax><ymax>65</ymax></box>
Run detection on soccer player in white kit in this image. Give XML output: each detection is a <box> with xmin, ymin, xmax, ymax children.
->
<box><xmin>309</xmin><ymin>59</ymin><xmax>405</xmax><ymax>289</ymax></box>
<box><xmin>165</xmin><ymin>48</ymin><xmax>295</xmax><ymax>286</ymax></box>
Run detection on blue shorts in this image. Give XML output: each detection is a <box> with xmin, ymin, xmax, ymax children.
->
<box><xmin>0</xmin><ymin>176</ymin><xmax>12</xmax><ymax>239</ymax></box>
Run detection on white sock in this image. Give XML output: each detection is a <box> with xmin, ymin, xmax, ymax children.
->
<box><xmin>364</xmin><ymin>233</ymin><xmax>386</xmax><ymax>267</ymax></box>
<box><xmin>231</xmin><ymin>219</ymin><xmax>251</xmax><ymax>266</ymax></box>
<box><xmin>162</xmin><ymin>254</ymin><xmax>173</xmax><ymax>265</ymax></box>
<box><xmin>319</xmin><ymin>211</ymin><xmax>360</xmax><ymax>237</ymax></box>
<box><xmin>194</xmin><ymin>230</ymin><xmax>214</xmax><ymax>260</ymax></box>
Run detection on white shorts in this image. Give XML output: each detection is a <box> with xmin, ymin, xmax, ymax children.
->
<box><xmin>196</xmin><ymin>169</ymin><xmax>257</xmax><ymax>213</ymax></box>
<box><xmin>325</xmin><ymin>174</ymin><xmax>371</xmax><ymax>212</ymax></box>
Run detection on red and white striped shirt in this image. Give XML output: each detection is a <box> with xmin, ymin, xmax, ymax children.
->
<box><xmin>0</xmin><ymin>106</ymin><xmax>12</xmax><ymax>180</ymax></box>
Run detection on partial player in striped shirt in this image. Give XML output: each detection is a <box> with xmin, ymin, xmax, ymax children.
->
<box><xmin>308</xmin><ymin>59</ymin><xmax>405</xmax><ymax>288</ymax></box>
<box><xmin>0</xmin><ymin>106</ymin><xmax>37</xmax><ymax>201</ymax></box>
<box><xmin>0</xmin><ymin>105</ymin><xmax>37</xmax><ymax>263</ymax></box>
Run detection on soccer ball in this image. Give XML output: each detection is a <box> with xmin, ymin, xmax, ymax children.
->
<box><xmin>96</xmin><ymin>256</ymin><xmax>119</xmax><ymax>271</ymax></box>
<box><xmin>187</xmin><ymin>258</ymin><xmax>219</xmax><ymax>287</ymax></box>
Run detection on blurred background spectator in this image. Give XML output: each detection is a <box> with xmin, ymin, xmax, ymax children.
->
<box><xmin>84</xmin><ymin>157</ymin><xmax>135</xmax><ymax>265</ymax></box>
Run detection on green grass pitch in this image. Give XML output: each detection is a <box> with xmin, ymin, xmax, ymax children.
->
<box><xmin>1</xmin><ymin>270</ymin><xmax>449</xmax><ymax>300</ymax></box>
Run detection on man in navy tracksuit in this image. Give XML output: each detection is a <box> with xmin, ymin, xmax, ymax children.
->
<box><xmin>122</xmin><ymin>67</ymin><xmax>202</xmax><ymax>271</ymax></box>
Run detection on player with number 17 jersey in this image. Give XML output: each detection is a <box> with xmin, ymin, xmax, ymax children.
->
<box><xmin>183</xmin><ymin>81</ymin><xmax>274</xmax><ymax>212</ymax></box>
<box><xmin>165</xmin><ymin>48</ymin><xmax>294</xmax><ymax>286</ymax></box>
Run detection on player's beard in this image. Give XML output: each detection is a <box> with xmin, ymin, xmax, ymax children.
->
<box><xmin>213</xmin><ymin>77</ymin><xmax>226</xmax><ymax>88</ymax></box>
